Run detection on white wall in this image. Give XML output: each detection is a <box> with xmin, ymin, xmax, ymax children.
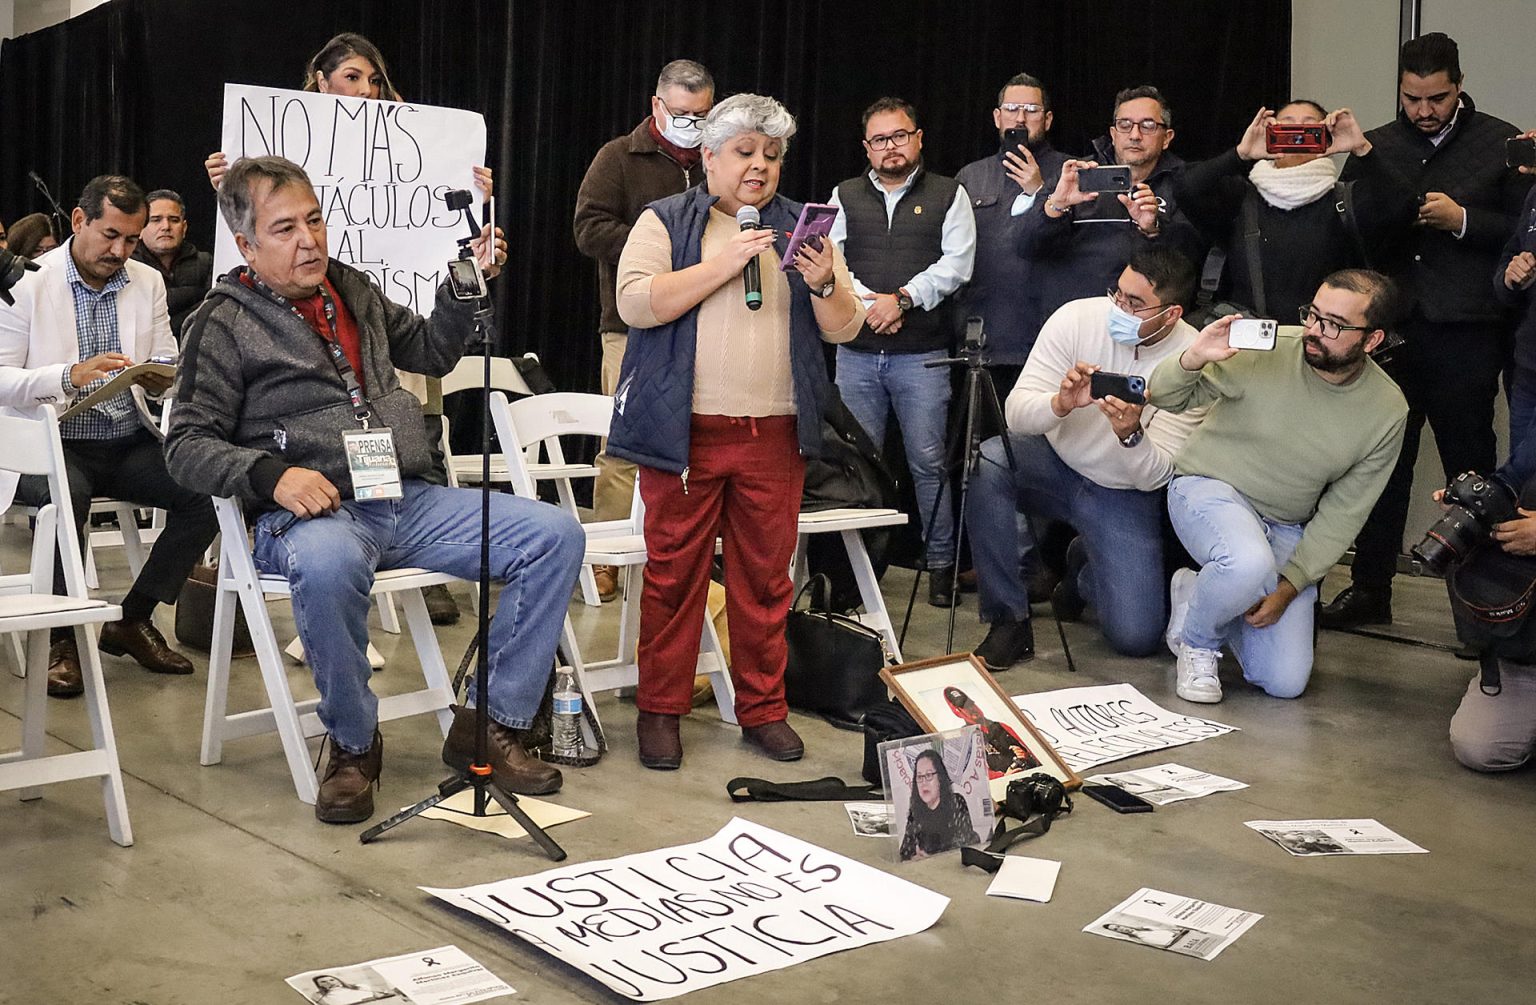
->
<box><xmin>1421</xmin><ymin>0</ymin><xmax>1536</xmax><ymax>128</ymax></box>
<box><xmin>1291</xmin><ymin>0</ymin><xmax>1401</xmax><ymax>125</ymax></box>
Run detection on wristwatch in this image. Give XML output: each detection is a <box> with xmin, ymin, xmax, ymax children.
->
<box><xmin>810</xmin><ymin>279</ymin><xmax>835</xmax><ymax>299</ymax></box>
<box><xmin>895</xmin><ymin>289</ymin><xmax>914</xmax><ymax>312</ymax></box>
<box><xmin>1119</xmin><ymin>426</ymin><xmax>1144</xmax><ymax>448</ymax></box>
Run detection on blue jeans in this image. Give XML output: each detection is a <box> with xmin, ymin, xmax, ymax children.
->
<box><xmin>253</xmin><ymin>480</ymin><xmax>585</xmax><ymax>753</ymax></box>
<box><xmin>1166</xmin><ymin>475</ymin><xmax>1317</xmax><ymax>699</ymax></box>
<box><xmin>836</xmin><ymin>346</ymin><xmax>954</xmax><ymax>567</ymax></box>
<box><xmin>967</xmin><ymin>432</ymin><xmax>1167</xmax><ymax>656</ymax></box>
<box><xmin>1497</xmin><ymin>364</ymin><xmax>1536</xmax><ymax>490</ymax></box>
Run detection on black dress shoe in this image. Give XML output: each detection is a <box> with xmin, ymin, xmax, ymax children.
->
<box><xmin>928</xmin><ymin>566</ymin><xmax>959</xmax><ymax>608</ymax></box>
<box><xmin>100</xmin><ymin>618</ymin><xmax>194</xmax><ymax>674</ymax></box>
<box><xmin>423</xmin><ymin>583</ymin><xmax>460</xmax><ymax>626</ymax></box>
<box><xmin>47</xmin><ymin>636</ymin><xmax>83</xmax><ymax>698</ymax></box>
<box><xmin>974</xmin><ymin>618</ymin><xmax>1035</xmax><ymax>671</ymax></box>
<box><xmin>1319</xmin><ymin>585</ymin><xmax>1392</xmax><ymax>630</ymax></box>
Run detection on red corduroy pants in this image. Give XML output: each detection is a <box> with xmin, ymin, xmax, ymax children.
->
<box><xmin>636</xmin><ymin>414</ymin><xmax>804</xmax><ymax>726</ymax></box>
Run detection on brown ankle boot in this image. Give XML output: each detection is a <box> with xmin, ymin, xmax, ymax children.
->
<box><xmin>636</xmin><ymin>710</ymin><xmax>683</xmax><ymax>770</ymax></box>
<box><xmin>441</xmin><ymin>705</ymin><xmax>562</xmax><ymax>795</ymax></box>
<box><xmin>315</xmin><ymin>730</ymin><xmax>382</xmax><ymax>824</ymax></box>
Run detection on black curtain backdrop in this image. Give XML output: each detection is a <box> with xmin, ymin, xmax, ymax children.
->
<box><xmin>1</xmin><ymin>0</ymin><xmax>1290</xmax><ymax>397</ymax></box>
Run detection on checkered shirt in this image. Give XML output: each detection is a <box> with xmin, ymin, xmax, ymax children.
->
<box><xmin>58</xmin><ymin>250</ymin><xmax>139</xmax><ymax>440</ymax></box>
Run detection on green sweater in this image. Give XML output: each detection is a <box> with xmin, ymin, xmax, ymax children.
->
<box><xmin>1148</xmin><ymin>334</ymin><xmax>1408</xmax><ymax>588</ymax></box>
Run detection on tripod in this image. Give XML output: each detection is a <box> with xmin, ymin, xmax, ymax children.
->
<box><xmin>897</xmin><ymin>319</ymin><xmax>1077</xmax><ymax>671</ymax></box>
<box><xmin>360</xmin><ymin>196</ymin><xmax>565</xmax><ymax>860</ymax></box>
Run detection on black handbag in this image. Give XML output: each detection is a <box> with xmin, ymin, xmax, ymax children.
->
<box><xmin>784</xmin><ymin>574</ymin><xmax>891</xmax><ymax>731</ymax></box>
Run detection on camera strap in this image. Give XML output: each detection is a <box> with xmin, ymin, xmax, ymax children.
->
<box><xmin>1239</xmin><ymin>187</ymin><xmax>1269</xmax><ymax>317</ymax></box>
<box><xmin>725</xmin><ymin>776</ymin><xmax>882</xmax><ymax>802</ymax></box>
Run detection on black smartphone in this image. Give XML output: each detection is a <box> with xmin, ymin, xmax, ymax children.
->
<box><xmin>1506</xmin><ymin>136</ymin><xmax>1536</xmax><ymax>170</ymax></box>
<box><xmin>1001</xmin><ymin>127</ymin><xmax>1033</xmax><ymax>158</ymax></box>
<box><xmin>1089</xmin><ymin>370</ymin><xmax>1147</xmax><ymax>405</ymax></box>
<box><xmin>1076</xmin><ymin>165</ymin><xmax>1132</xmax><ymax>194</ymax></box>
<box><xmin>1082</xmin><ymin>783</ymin><xmax>1155</xmax><ymax>814</ymax></box>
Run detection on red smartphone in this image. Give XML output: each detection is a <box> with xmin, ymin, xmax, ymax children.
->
<box><xmin>1266</xmin><ymin>123</ymin><xmax>1330</xmax><ymax>154</ymax></box>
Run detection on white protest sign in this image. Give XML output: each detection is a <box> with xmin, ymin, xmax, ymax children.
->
<box><xmin>213</xmin><ymin>83</ymin><xmax>486</xmax><ymax>316</ymax></box>
<box><xmin>1009</xmin><ymin>683</ymin><xmax>1238</xmax><ymax>772</ymax></box>
<box><xmin>423</xmin><ymin>817</ymin><xmax>950</xmax><ymax>1001</ymax></box>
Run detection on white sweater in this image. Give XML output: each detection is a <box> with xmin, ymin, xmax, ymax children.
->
<box><xmin>1004</xmin><ymin>296</ymin><xmax>1204</xmax><ymax>492</ymax></box>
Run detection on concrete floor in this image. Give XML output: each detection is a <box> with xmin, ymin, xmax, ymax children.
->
<box><xmin>2</xmin><ymin>521</ymin><xmax>1533</xmax><ymax>1005</ymax></box>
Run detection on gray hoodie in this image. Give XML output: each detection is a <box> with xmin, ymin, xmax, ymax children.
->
<box><xmin>165</xmin><ymin>261</ymin><xmax>476</xmax><ymax>511</ymax></box>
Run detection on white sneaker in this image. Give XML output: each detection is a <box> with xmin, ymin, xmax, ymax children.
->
<box><xmin>1165</xmin><ymin>568</ymin><xmax>1197</xmax><ymax>656</ymax></box>
<box><xmin>1175</xmin><ymin>642</ymin><xmax>1223</xmax><ymax>703</ymax></box>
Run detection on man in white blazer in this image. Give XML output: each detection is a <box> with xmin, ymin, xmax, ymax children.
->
<box><xmin>0</xmin><ymin>175</ymin><xmax>217</xmax><ymax>697</ymax></box>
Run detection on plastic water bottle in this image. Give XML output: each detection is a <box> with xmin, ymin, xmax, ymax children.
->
<box><xmin>552</xmin><ymin>669</ymin><xmax>582</xmax><ymax>758</ymax></box>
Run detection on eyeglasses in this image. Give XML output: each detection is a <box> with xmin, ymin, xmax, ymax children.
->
<box><xmin>656</xmin><ymin>98</ymin><xmax>705</xmax><ymax>130</ymax></box>
<box><xmin>998</xmin><ymin>102</ymin><xmax>1046</xmax><ymax>116</ymax></box>
<box><xmin>1298</xmin><ymin>305</ymin><xmax>1373</xmax><ymax>340</ymax></box>
<box><xmin>1111</xmin><ymin>118</ymin><xmax>1168</xmax><ymax>135</ymax></box>
<box><xmin>1108</xmin><ymin>288</ymin><xmax>1170</xmax><ymax>316</ymax></box>
<box><xmin>865</xmin><ymin>129</ymin><xmax>915</xmax><ymax>151</ymax></box>
<box><xmin>914</xmin><ymin>770</ymin><xmax>940</xmax><ymax>782</ymax></box>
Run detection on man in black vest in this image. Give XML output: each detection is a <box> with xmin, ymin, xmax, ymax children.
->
<box><xmin>829</xmin><ymin>97</ymin><xmax>976</xmax><ymax>606</ymax></box>
<box><xmin>955</xmin><ymin>72</ymin><xmax>1069</xmax><ymax>373</ymax></box>
<box><xmin>1322</xmin><ymin>32</ymin><xmax>1533</xmax><ymax>629</ymax></box>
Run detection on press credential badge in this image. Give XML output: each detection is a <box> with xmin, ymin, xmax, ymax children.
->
<box><xmin>345</xmin><ymin>428</ymin><xmax>403</xmax><ymax>500</ymax></box>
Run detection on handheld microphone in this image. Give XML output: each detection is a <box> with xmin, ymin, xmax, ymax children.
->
<box><xmin>736</xmin><ymin>205</ymin><xmax>763</xmax><ymax>311</ymax></box>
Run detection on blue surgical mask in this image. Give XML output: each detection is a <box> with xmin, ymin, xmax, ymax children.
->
<box><xmin>1107</xmin><ymin>300</ymin><xmax>1171</xmax><ymax>345</ymax></box>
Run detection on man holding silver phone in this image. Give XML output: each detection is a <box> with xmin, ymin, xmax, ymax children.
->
<box><xmin>1149</xmin><ymin>270</ymin><xmax>1408</xmax><ymax>704</ymax></box>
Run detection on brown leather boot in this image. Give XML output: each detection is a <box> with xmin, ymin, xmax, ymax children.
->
<box><xmin>636</xmin><ymin>710</ymin><xmax>682</xmax><ymax>770</ymax></box>
<box><xmin>593</xmin><ymin>565</ymin><xmax>620</xmax><ymax>603</ymax></box>
<box><xmin>315</xmin><ymin>730</ymin><xmax>382</xmax><ymax>824</ymax></box>
<box><xmin>440</xmin><ymin>705</ymin><xmax>562</xmax><ymax>795</ymax></box>
<box><xmin>742</xmin><ymin>719</ymin><xmax>804</xmax><ymax>761</ymax></box>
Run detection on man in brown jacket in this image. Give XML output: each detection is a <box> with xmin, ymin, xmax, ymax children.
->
<box><xmin>573</xmin><ymin>58</ymin><xmax>714</xmax><ymax>600</ymax></box>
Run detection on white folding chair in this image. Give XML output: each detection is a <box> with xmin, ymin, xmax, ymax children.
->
<box><xmin>442</xmin><ymin>354</ymin><xmax>607</xmax><ymax>606</ymax></box>
<box><xmin>199</xmin><ymin>497</ymin><xmax>460</xmax><ymax>804</ymax></box>
<box><xmin>793</xmin><ymin>508</ymin><xmax>909</xmax><ymax>663</ymax></box>
<box><xmin>0</xmin><ymin>406</ymin><xmax>132</xmax><ymax>845</ymax></box>
<box><xmin>489</xmin><ymin>391</ymin><xmax>738</xmax><ymax>733</ymax></box>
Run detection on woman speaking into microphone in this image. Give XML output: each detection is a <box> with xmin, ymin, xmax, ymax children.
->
<box><xmin>609</xmin><ymin>93</ymin><xmax>864</xmax><ymax>769</ymax></box>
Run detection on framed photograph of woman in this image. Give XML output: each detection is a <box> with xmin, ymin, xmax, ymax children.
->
<box><xmin>879</xmin><ymin>726</ymin><xmax>994</xmax><ymax>863</ymax></box>
<box><xmin>880</xmin><ymin>653</ymin><xmax>1081</xmax><ymax>801</ymax></box>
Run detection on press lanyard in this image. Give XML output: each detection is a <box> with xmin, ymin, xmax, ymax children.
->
<box><xmin>250</xmin><ymin>272</ymin><xmax>371</xmax><ymax>428</ymax></box>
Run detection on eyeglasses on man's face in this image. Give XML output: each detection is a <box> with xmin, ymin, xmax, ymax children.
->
<box><xmin>998</xmin><ymin>102</ymin><xmax>1046</xmax><ymax>117</ymax></box>
<box><xmin>865</xmin><ymin>129</ymin><xmax>915</xmax><ymax>151</ymax></box>
<box><xmin>1111</xmin><ymin>118</ymin><xmax>1167</xmax><ymax>135</ymax></box>
<box><xmin>1108</xmin><ymin>287</ymin><xmax>1170</xmax><ymax>316</ymax></box>
<box><xmin>1298</xmin><ymin>305</ymin><xmax>1373</xmax><ymax>340</ymax></box>
<box><xmin>656</xmin><ymin>98</ymin><xmax>705</xmax><ymax>130</ymax></box>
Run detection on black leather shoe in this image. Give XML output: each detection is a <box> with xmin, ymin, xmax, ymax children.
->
<box><xmin>423</xmin><ymin>584</ymin><xmax>460</xmax><ymax>626</ymax></box>
<box><xmin>47</xmin><ymin>636</ymin><xmax>83</xmax><ymax>698</ymax></box>
<box><xmin>1319</xmin><ymin>585</ymin><xmax>1392</xmax><ymax>629</ymax></box>
<box><xmin>315</xmin><ymin>730</ymin><xmax>382</xmax><ymax>824</ymax></box>
<box><xmin>974</xmin><ymin>618</ymin><xmax>1035</xmax><ymax>671</ymax></box>
<box><xmin>100</xmin><ymin>618</ymin><xmax>194</xmax><ymax>674</ymax></box>
<box><xmin>928</xmin><ymin>566</ymin><xmax>959</xmax><ymax>608</ymax></box>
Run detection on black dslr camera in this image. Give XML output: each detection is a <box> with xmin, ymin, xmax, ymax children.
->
<box><xmin>1412</xmin><ymin>471</ymin><xmax>1518</xmax><ymax>575</ymax></box>
<box><xmin>1001</xmin><ymin>772</ymin><xmax>1073</xmax><ymax>829</ymax></box>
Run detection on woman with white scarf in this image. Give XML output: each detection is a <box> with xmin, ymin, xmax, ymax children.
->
<box><xmin>1175</xmin><ymin>103</ymin><xmax>1417</xmax><ymax>323</ymax></box>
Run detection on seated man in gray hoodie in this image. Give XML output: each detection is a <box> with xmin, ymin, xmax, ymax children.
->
<box><xmin>165</xmin><ymin>155</ymin><xmax>584</xmax><ymax>825</ymax></box>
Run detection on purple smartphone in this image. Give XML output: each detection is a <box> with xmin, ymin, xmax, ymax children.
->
<box><xmin>780</xmin><ymin>202</ymin><xmax>839</xmax><ymax>271</ymax></box>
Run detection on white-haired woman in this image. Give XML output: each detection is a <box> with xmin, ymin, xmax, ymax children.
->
<box><xmin>607</xmin><ymin>93</ymin><xmax>865</xmax><ymax>769</ymax></box>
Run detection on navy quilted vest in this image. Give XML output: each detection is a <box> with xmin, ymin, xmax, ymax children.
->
<box><xmin>606</xmin><ymin>186</ymin><xmax>832</xmax><ymax>473</ymax></box>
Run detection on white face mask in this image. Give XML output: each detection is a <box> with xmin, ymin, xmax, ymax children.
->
<box><xmin>656</xmin><ymin>102</ymin><xmax>706</xmax><ymax>149</ymax></box>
